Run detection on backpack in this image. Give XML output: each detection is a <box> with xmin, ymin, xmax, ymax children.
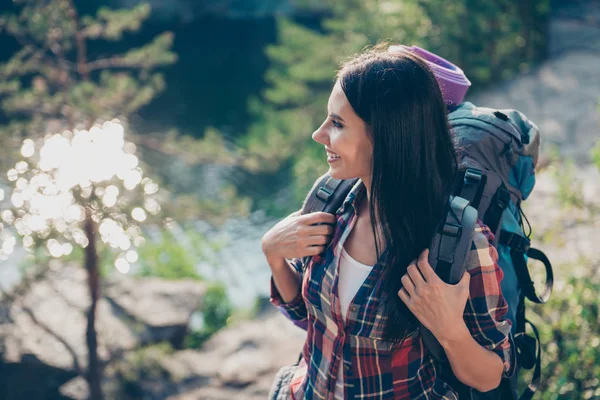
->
<box><xmin>293</xmin><ymin>101</ymin><xmax>553</xmax><ymax>399</ymax></box>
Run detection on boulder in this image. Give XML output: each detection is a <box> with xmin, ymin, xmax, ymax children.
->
<box><xmin>0</xmin><ymin>265</ymin><xmax>205</xmax><ymax>400</ymax></box>
<box><xmin>164</xmin><ymin>310</ymin><xmax>305</xmax><ymax>400</ymax></box>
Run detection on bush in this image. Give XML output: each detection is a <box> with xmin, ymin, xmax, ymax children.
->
<box><xmin>136</xmin><ymin>230</ymin><xmax>201</xmax><ymax>280</ymax></box>
<box><xmin>517</xmin><ymin>140</ymin><xmax>600</xmax><ymax>398</ymax></box>
<box><xmin>524</xmin><ymin>273</ymin><xmax>600</xmax><ymax>399</ymax></box>
<box><xmin>184</xmin><ymin>282</ymin><xmax>232</xmax><ymax>349</ymax></box>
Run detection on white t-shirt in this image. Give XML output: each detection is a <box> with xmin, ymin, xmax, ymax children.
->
<box><xmin>334</xmin><ymin>245</ymin><xmax>374</xmax><ymax>400</ymax></box>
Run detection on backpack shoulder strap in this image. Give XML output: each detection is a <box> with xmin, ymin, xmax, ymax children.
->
<box><xmin>421</xmin><ymin>195</ymin><xmax>478</xmax><ymax>361</ymax></box>
<box><xmin>455</xmin><ymin>167</ymin><xmax>486</xmax><ymax>209</ymax></box>
<box><xmin>301</xmin><ymin>172</ymin><xmax>357</xmax><ymax>215</ymax></box>
<box><xmin>300</xmin><ymin>173</ymin><xmax>357</xmax><ymax>270</ymax></box>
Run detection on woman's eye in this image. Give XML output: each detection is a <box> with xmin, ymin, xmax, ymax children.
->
<box><xmin>331</xmin><ymin>120</ymin><xmax>343</xmax><ymax>129</ymax></box>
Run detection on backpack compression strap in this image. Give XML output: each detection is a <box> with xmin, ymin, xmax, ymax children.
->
<box><xmin>515</xmin><ymin>319</ymin><xmax>542</xmax><ymax>400</ymax></box>
<box><xmin>500</xmin><ymin>231</ymin><xmax>554</xmax><ymax>304</ymax></box>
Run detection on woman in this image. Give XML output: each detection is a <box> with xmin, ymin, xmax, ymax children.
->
<box><xmin>261</xmin><ymin>44</ymin><xmax>514</xmax><ymax>400</ymax></box>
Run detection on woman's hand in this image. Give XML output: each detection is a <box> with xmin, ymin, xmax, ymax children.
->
<box><xmin>261</xmin><ymin>210</ymin><xmax>336</xmax><ymax>261</ymax></box>
<box><xmin>398</xmin><ymin>249</ymin><xmax>471</xmax><ymax>345</ymax></box>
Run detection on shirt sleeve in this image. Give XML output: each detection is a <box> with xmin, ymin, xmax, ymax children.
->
<box><xmin>463</xmin><ymin>221</ymin><xmax>516</xmax><ymax>378</ymax></box>
<box><xmin>270</xmin><ymin>257</ymin><xmax>309</xmax><ymax>330</ymax></box>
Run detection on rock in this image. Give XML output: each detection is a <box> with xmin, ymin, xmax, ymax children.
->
<box><xmin>0</xmin><ymin>265</ymin><xmax>205</xmax><ymax>400</ymax></box>
<box><xmin>1</xmin><ymin>266</ymin><xmax>138</xmax><ymax>372</ymax></box>
<box><xmin>103</xmin><ymin>274</ymin><xmax>206</xmax><ymax>347</ymax></box>
<box><xmin>162</xmin><ymin>310</ymin><xmax>306</xmax><ymax>400</ymax></box>
<box><xmin>217</xmin><ymin>346</ymin><xmax>272</xmax><ymax>386</ymax></box>
<box><xmin>54</xmin><ymin>311</ymin><xmax>305</xmax><ymax>400</ymax></box>
<box><xmin>59</xmin><ymin>376</ymin><xmax>89</xmax><ymax>400</ymax></box>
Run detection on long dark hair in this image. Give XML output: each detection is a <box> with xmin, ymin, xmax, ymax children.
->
<box><xmin>336</xmin><ymin>44</ymin><xmax>458</xmax><ymax>346</ymax></box>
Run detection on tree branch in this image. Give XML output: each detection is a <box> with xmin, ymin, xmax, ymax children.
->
<box><xmin>22</xmin><ymin>302</ymin><xmax>85</xmax><ymax>376</ymax></box>
<box><xmin>66</xmin><ymin>0</ymin><xmax>89</xmax><ymax>81</ymax></box>
<box><xmin>85</xmin><ymin>56</ymin><xmax>128</xmax><ymax>72</ymax></box>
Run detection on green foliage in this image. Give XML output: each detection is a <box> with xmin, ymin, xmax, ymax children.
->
<box><xmin>419</xmin><ymin>0</ymin><xmax>550</xmax><ymax>83</ymax></box>
<box><xmin>517</xmin><ymin>144</ymin><xmax>600</xmax><ymax>398</ymax></box>
<box><xmin>164</xmin><ymin>185</ymin><xmax>253</xmax><ymax>227</ymax></box>
<box><xmin>0</xmin><ymin>0</ymin><xmax>177</xmax><ymax>168</ymax></box>
<box><xmin>136</xmin><ymin>230</ymin><xmax>202</xmax><ymax>281</ymax></box>
<box><xmin>200</xmin><ymin>282</ymin><xmax>232</xmax><ymax>335</ymax></box>
<box><xmin>81</xmin><ymin>4</ymin><xmax>152</xmax><ymax>41</ymax></box>
<box><xmin>184</xmin><ymin>282</ymin><xmax>232</xmax><ymax>349</ymax></box>
<box><xmin>114</xmin><ymin>342</ymin><xmax>176</xmax><ymax>396</ymax></box>
<box><xmin>549</xmin><ymin>156</ymin><xmax>585</xmax><ymax>211</ymax></box>
<box><xmin>592</xmin><ymin>140</ymin><xmax>600</xmax><ymax>174</ymax></box>
<box><xmin>241</xmin><ymin>0</ymin><xmax>551</xmax><ymax>216</ymax></box>
<box><xmin>524</xmin><ymin>273</ymin><xmax>600</xmax><ymax>399</ymax></box>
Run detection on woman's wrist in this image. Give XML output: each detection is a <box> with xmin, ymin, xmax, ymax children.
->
<box><xmin>267</xmin><ymin>255</ymin><xmax>290</xmax><ymax>273</ymax></box>
<box><xmin>261</xmin><ymin>235</ymin><xmax>277</xmax><ymax>259</ymax></box>
<box><xmin>262</xmin><ymin>239</ymin><xmax>288</xmax><ymax>272</ymax></box>
<box><xmin>437</xmin><ymin>321</ymin><xmax>470</xmax><ymax>350</ymax></box>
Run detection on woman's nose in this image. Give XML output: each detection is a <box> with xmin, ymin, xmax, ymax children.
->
<box><xmin>312</xmin><ymin>125</ymin><xmax>327</xmax><ymax>144</ymax></box>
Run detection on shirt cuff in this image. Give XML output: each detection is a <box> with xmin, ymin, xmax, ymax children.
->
<box><xmin>270</xmin><ymin>275</ymin><xmax>308</xmax><ymax>324</ymax></box>
<box><xmin>490</xmin><ymin>333</ymin><xmax>517</xmax><ymax>379</ymax></box>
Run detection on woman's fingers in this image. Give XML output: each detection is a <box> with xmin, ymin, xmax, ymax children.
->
<box><xmin>398</xmin><ymin>287</ymin><xmax>412</xmax><ymax>307</ymax></box>
<box><xmin>416</xmin><ymin>249</ymin><xmax>437</xmax><ymax>282</ymax></box>
<box><xmin>307</xmin><ymin>235</ymin><xmax>332</xmax><ymax>246</ymax></box>
<box><xmin>406</xmin><ymin>262</ymin><xmax>426</xmax><ymax>288</ymax></box>
<box><xmin>308</xmin><ymin>245</ymin><xmax>326</xmax><ymax>255</ymax></box>
<box><xmin>305</xmin><ymin>212</ymin><xmax>336</xmax><ymax>226</ymax></box>
<box><xmin>401</xmin><ymin>274</ymin><xmax>415</xmax><ymax>296</ymax></box>
<box><xmin>307</xmin><ymin>223</ymin><xmax>335</xmax><ymax>236</ymax></box>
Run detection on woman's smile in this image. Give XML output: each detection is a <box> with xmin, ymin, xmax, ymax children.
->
<box><xmin>327</xmin><ymin>149</ymin><xmax>341</xmax><ymax>162</ymax></box>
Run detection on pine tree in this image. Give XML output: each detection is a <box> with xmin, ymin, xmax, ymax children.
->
<box><xmin>0</xmin><ymin>1</ymin><xmax>177</xmax><ymax>168</ymax></box>
<box><xmin>0</xmin><ymin>2</ymin><xmax>176</xmax><ymax>398</ymax></box>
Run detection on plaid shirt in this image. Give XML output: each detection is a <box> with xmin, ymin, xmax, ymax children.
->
<box><xmin>270</xmin><ymin>179</ymin><xmax>515</xmax><ymax>400</ymax></box>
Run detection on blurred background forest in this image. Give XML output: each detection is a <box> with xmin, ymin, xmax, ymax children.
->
<box><xmin>0</xmin><ymin>0</ymin><xmax>598</xmax><ymax>399</ymax></box>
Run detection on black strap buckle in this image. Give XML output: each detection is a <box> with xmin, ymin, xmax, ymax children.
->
<box><xmin>500</xmin><ymin>231</ymin><xmax>530</xmax><ymax>253</ymax></box>
<box><xmin>496</xmin><ymin>187</ymin><xmax>510</xmax><ymax>210</ymax></box>
<box><xmin>316</xmin><ymin>187</ymin><xmax>332</xmax><ymax>202</ymax></box>
<box><xmin>442</xmin><ymin>223</ymin><xmax>462</xmax><ymax>238</ymax></box>
<box><xmin>464</xmin><ymin>168</ymin><xmax>483</xmax><ymax>185</ymax></box>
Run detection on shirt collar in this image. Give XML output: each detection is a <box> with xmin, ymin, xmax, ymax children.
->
<box><xmin>338</xmin><ymin>178</ymin><xmax>366</xmax><ymax>215</ymax></box>
<box><xmin>338</xmin><ymin>178</ymin><xmax>392</xmax><ymax>268</ymax></box>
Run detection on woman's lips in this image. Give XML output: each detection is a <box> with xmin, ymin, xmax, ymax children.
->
<box><xmin>326</xmin><ymin>149</ymin><xmax>341</xmax><ymax>163</ymax></box>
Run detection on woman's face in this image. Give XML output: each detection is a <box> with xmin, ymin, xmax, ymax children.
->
<box><xmin>312</xmin><ymin>80</ymin><xmax>373</xmax><ymax>183</ymax></box>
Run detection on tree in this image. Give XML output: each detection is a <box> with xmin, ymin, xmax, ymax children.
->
<box><xmin>0</xmin><ymin>2</ymin><xmax>176</xmax><ymax>399</ymax></box>
<box><xmin>0</xmin><ymin>1</ymin><xmax>177</xmax><ymax>169</ymax></box>
<box><xmin>1</xmin><ymin>121</ymin><xmax>163</xmax><ymax>398</ymax></box>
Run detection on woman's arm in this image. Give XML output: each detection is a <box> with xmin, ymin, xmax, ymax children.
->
<box><xmin>452</xmin><ymin>222</ymin><xmax>515</xmax><ymax>388</ymax></box>
<box><xmin>437</xmin><ymin>322</ymin><xmax>504</xmax><ymax>392</ymax></box>
<box><xmin>263</xmin><ymin>244</ymin><xmax>308</xmax><ymax>324</ymax></box>
<box><xmin>261</xmin><ymin>210</ymin><xmax>335</xmax><ymax>325</ymax></box>
<box><xmin>265</xmin><ymin>251</ymin><xmax>303</xmax><ymax>303</ymax></box>
<box><xmin>397</xmin><ymin>222</ymin><xmax>514</xmax><ymax>392</ymax></box>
